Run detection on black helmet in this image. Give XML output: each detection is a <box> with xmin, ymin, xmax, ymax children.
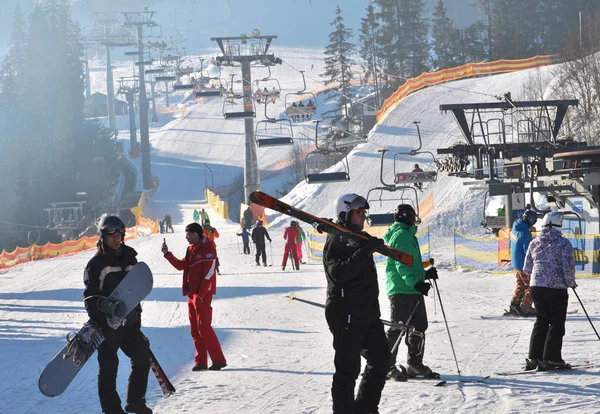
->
<box><xmin>99</xmin><ymin>215</ymin><xmax>125</xmax><ymax>236</ymax></box>
<box><xmin>414</xmin><ymin>164</ymin><xmax>419</xmax><ymax>168</ymax></box>
<box><xmin>394</xmin><ymin>204</ymin><xmax>418</xmax><ymax>225</ymax></box>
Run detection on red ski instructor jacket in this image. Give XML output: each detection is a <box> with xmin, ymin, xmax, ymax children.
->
<box><xmin>164</xmin><ymin>238</ymin><xmax>218</xmax><ymax>299</ymax></box>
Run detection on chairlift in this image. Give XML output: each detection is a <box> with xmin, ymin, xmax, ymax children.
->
<box><xmin>253</xmin><ymin>66</ymin><xmax>282</xmax><ymax>103</ymax></box>
<box><xmin>284</xmin><ymin>70</ymin><xmax>317</xmax><ymax>122</ymax></box>
<box><xmin>222</xmin><ymin>74</ymin><xmax>255</xmax><ymax>119</ymax></box>
<box><xmin>365</xmin><ymin>149</ymin><xmax>422</xmax><ymax>226</ymax></box>
<box><xmin>392</xmin><ymin>122</ymin><xmax>437</xmax><ymax>186</ymax></box>
<box><xmin>27</xmin><ymin>229</ymin><xmax>41</xmax><ymax>245</ymax></box>
<box><xmin>366</xmin><ymin>186</ymin><xmax>420</xmax><ymax>227</ymax></box>
<box><xmin>255</xmin><ymin>101</ymin><xmax>293</xmax><ymax>147</ymax></box>
<box><xmin>304</xmin><ymin>120</ymin><xmax>350</xmax><ymax>183</ymax></box>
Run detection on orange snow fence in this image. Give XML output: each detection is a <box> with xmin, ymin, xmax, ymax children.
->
<box><xmin>377</xmin><ymin>54</ymin><xmax>561</xmax><ymax>122</ymax></box>
<box><xmin>0</xmin><ymin>219</ymin><xmax>156</xmax><ymax>271</ymax></box>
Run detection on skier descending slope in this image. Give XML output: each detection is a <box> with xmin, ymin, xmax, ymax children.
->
<box><xmin>83</xmin><ymin>216</ymin><xmax>152</xmax><ymax>414</ymax></box>
<box><xmin>322</xmin><ymin>193</ymin><xmax>390</xmax><ymax>414</ymax></box>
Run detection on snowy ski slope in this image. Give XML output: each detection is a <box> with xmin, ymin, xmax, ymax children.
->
<box><xmin>2</xmin><ymin>50</ymin><xmax>600</xmax><ymax>413</ymax></box>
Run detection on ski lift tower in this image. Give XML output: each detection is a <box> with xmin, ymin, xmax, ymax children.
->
<box><xmin>211</xmin><ymin>30</ymin><xmax>282</xmax><ymax>202</ymax></box>
<box><xmin>122</xmin><ymin>10</ymin><xmax>157</xmax><ymax>190</ymax></box>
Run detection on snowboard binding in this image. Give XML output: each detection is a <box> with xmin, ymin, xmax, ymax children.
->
<box><xmin>63</xmin><ymin>321</ymin><xmax>105</xmax><ymax>366</ymax></box>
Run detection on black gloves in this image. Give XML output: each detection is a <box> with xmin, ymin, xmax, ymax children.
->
<box><xmin>425</xmin><ymin>267</ymin><xmax>438</xmax><ymax>280</ymax></box>
<box><xmin>362</xmin><ymin>236</ymin><xmax>384</xmax><ymax>255</ymax></box>
<box><xmin>414</xmin><ymin>281</ymin><xmax>431</xmax><ymax>296</ymax></box>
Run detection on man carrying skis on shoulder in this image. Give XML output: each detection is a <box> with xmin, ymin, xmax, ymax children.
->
<box><xmin>322</xmin><ymin>193</ymin><xmax>390</xmax><ymax>414</ymax></box>
<box><xmin>84</xmin><ymin>216</ymin><xmax>152</xmax><ymax>414</ymax></box>
<box><xmin>383</xmin><ymin>204</ymin><xmax>439</xmax><ymax>381</ymax></box>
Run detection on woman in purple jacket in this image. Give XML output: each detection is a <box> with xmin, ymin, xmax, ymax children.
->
<box><xmin>523</xmin><ymin>211</ymin><xmax>577</xmax><ymax>371</ymax></box>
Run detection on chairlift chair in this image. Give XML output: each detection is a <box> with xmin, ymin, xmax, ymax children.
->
<box><xmin>366</xmin><ymin>186</ymin><xmax>420</xmax><ymax>227</ymax></box>
<box><xmin>304</xmin><ymin>121</ymin><xmax>350</xmax><ymax>183</ymax></box>
<box><xmin>222</xmin><ymin>74</ymin><xmax>255</xmax><ymax>119</ymax></box>
<box><xmin>255</xmin><ymin>102</ymin><xmax>293</xmax><ymax>147</ymax></box>
<box><xmin>284</xmin><ymin>70</ymin><xmax>317</xmax><ymax>122</ymax></box>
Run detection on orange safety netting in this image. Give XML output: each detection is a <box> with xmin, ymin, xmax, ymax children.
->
<box><xmin>377</xmin><ymin>55</ymin><xmax>560</xmax><ymax>122</ymax></box>
<box><xmin>0</xmin><ymin>219</ymin><xmax>155</xmax><ymax>271</ymax></box>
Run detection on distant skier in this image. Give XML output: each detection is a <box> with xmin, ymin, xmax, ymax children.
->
<box><xmin>159</xmin><ymin>219</ymin><xmax>165</xmax><ymax>234</ymax></box>
<box><xmin>251</xmin><ymin>220</ymin><xmax>271</xmax><ymax>266</ymax></box>
<box><xmin>411</xmin><ymin>164</ymin><xmax>423</xmax><ymax>191</ymax></box>
<box><xmin>295</xmin><ymin>222</ymin><xmax>306</xmax><ymax>264</ymax></box>
<box><xmin>237</xmin><ymin>227</ymin><xmax>251</xmax><ymax>255</ymax></box>
<box><xmin>203</xmin><ymin>220</ymin><xmax>220</xmax><ymax>274</ymax></box>
<box><xmin>523</xmin><ymin>211</ymin><xmax>576</xmax><ymax>371</ymax></box>
<box><xmin>164</xmin><ymin>214</ymin><xmax>174</xmax><ymax>233</ymax></box>
<box><xmin>509</xmin><ymin>209</ymin><xmax>537</xmax><ymax>317</ymax></box>
<box><xmin>193</xmin><ymin>209</ymin><xmax>200</xmax><ymax>224</ymax></box>
<box><xmin>200</xmin><ymin>208</ymin><xmax>209</xmax><ymax>224</ymax></box>
<box><xmin>282</xmin><ymin>221</ymin><xmax>300</xmax><ymax>271</ymax></box>
<box><xmin>243</xmin><ymin>206</ymin><xmax>254</xmax><ymax>230</ymax></box>
<box><xmin>83</xmin><ymin>216</ymin><xmax>152</xmax><ymax>414</ymax></box>
<box><xmin>161</xmin><ymin>223</ymin><xmax>227</xmax><ymax>372</ymax></box>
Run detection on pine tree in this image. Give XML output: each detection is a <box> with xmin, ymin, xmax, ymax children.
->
<box><xmin>431</xmin><ymin>0</ymin><xmax>460</xmax><ymax>69</ymax></box>
<box><xmin>398</xmin><ymin>0</ymin><xmax>430</xmax><ymax>78</ymax></box>
<box><xmin>0</xmin><ymin>5</ymin><xmax>28</xmax><ymax>251</ymax></box>
<box><xmin>359</xmin><ymin>2</ymin><xmax>380</xmax><ymax>84</ymax></box>
<box><xmin>374</xmin><ymin>0</ymin><xmax>404</xmax><ymax>94</ymax></box>
<box><xmin>321</xmin><ymin>6</ymin><xmax>356</xmax><ymax>131</ymax></box>
<box><xmin>461</xmin><ymin>21</ymin><xmax>488</xmax><ymax>63</ymax></box>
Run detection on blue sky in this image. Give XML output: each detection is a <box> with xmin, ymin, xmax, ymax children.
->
<box><xmin>1</xmin><ymin>0</ymin><xmax>482</xmax><ymax>55</ymax></box>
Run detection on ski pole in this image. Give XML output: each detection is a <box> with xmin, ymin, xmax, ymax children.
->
<box><xmin>286</xmin><ymin>293</ymin><xmax>407</xmax><ymax>331</ymax></box>
<box><xmin>432</xmin><ymin>279</ymin><xmax>461</xmax><ymax>375</ymax></box>
<box><xmin>269</xmin><ymin>241</ymin><xmax>273</xmax><ymax>266</ymax></box>
<box><xmin>390</xmin><ymin>296</ymin><xmax>421</xmax><ymax>356</ymax></box>
<box><xmin>572</xmin><ymin>287</ymin><xmax>600</xmax><ymax>341</ymax></box>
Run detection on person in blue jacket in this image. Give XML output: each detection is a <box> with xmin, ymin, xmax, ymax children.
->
<box><xmin>509</xmin><ymin>209</ymin><xmax>538</xmax><ymax>316</ymax></box>
<box><xmin>237</xmin><ymin>227</ymin><xmax>251</xmax><ymax>255</ymax></box>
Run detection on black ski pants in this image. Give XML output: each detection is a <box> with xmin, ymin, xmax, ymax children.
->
<box><xmin>97</xmin><ymin>319</ymin><xmax>150</xmax><ymax>413</ymax></box>
<box><xmin>325</xmin><ymin>309</ymin><xmax>390</xmax><ymax>414</ymax></box>
<box><xmin>529</xmin><ymin>286</ymin><xmax>568</xmax><ymax>362</ymax></box>
<box><xmin>243</xmin><ymin>241</ymin><xmax>250</xmax><ymax>255</ymax></box>
<box><xmin>386</xmin><ymin>293</ymin><xmax>428</xmax><ymax>368</ymax></box>
<box><xmin>255</xmin><ymin>243</ymin><xmax>267</xmax><ymax>264</ymax></box>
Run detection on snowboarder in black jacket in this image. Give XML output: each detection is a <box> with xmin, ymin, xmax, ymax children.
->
<box><xmin>251</xmin><ymin>220</ymin><xmax>271</xmax><ymax>266</ymax></box>
<box><xmin>322</xmin><ymin>193</ymin><xmax>390</xmax><ymax>414</ymax></box>
<box><xmin>83</xmin><ymin>216</ymin><xmax>152</xmax><ymax>414</ymax></box>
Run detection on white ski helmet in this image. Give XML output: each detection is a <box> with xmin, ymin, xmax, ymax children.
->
<box><xmin>333</xmin><ymin>193</ymin><xmax>370</xmax><ymax>225</ymax></box>
<box><xmin>540</xmin><ymin>211</ymin><xmax>563</xmax><ymax>228</ymax></box>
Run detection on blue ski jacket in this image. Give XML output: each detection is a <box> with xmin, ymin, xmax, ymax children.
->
<box><xmin>510</xmin><ymin>218</ymin><xmax>532</xmax><ymax>271</ymax></box>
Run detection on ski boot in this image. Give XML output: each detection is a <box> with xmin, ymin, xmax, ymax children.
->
<box><xmin>503</xmin><ymin>304</ymin><xmax>521</xmax><ymax>317</ymax></box>
<box><xmin>518</xmin><ymin>305</ymin><xmax>536</xmax><ymax>317</ymax></box>
<box><xmin>406</xmin><ymin>363</ymin><xmax>440</xmax><ymax>379</ymax></box>
<box><xmin>386</xmin><ymin>365</ymin><xmax>408</xmax><ymax>382</ymax></box>
<box><xmin>524</xmin><ymin>358</ymin><xmax>539</xmax><ymax>371</ymax></box>
<box><xmin>539</xmin><ymin>360</ymin><xmax>571</xmax><ymax>371</ymax></box>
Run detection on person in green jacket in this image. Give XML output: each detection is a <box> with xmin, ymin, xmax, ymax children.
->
<box><xmin>193</xmin><ymin>209</ymin><xmax>200</xmax><ymax>223</ymax></box>
<box><xmin>383</xmin><ymin>204</ymin><xmax>439</xmax><ymax>381</ymax></box>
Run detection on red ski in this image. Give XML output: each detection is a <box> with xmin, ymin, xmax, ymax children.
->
<box><xmin>249</xmin><ymin>191</ymin><xmax>413</xmax><ymax>266</ymax></box>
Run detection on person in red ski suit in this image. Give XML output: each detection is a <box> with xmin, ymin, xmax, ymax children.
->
<box><xmin>162</xmin><ymin>223</ymin><xmax>227</xmax><ymax>371</ymax></box>
<box><xmin>282</xmin><ymin>221</ymin><xmax>300</xmax><ymax>271</ymax></box>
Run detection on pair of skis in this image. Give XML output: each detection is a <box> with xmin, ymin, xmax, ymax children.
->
<box><xmin>248</xmin><ymin>191</ymin><xmax>414</xmax><ymax>266</ymax></box>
